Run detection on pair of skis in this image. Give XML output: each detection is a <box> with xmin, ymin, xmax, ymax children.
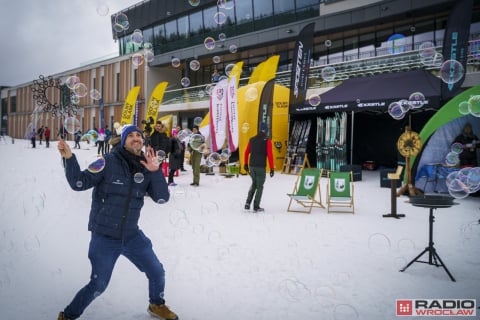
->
<box><xmin>316</xmin><ymin>112</ymin><xmax>347</xmax><ymax>171</ymax></box>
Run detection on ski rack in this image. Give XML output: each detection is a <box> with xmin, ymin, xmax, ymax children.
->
<box><xmin>282</xmin><ymin>153</ymin><xmax>310</xmax><ymax>174</ymax></box>
<box><xmin>282</xmin><ymin>119</ymin><xmax>312</xmax><ymax>174</ymax></box>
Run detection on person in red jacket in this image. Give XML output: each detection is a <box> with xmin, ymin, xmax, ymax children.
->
<box><xmin>44</xmin><ymin>126</ymin><xmax>51</xmax><ymax>148</ymax></box>
<box><xmin>243</xmin><ymin>122</ymin><xmax>274</xmax><ymax>212</ymax></box>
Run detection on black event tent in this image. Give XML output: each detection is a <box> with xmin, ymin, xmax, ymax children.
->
<box><xmin>292</xmin><ymin>69</ymin><xmax>442</xmax><ymax>114</ymax></box>
<box><xmin>290</xmin><ymin>69</ymin><xmax>443</xmax><ymax>168</ymax></box>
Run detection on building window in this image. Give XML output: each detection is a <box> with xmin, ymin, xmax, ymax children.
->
<box><xmin>235</xmin><ymin>0</ymin><xmax>253</xmax><ymax>24</ymax></box>
<box><xmin>134</xmin><ymin>69</ymin><xmax>138</xmax><ymax>86</ymax></box>
<box><xmin>10</xmin><ymin>96</ymin><xmax>16</xmax><ymax>113</ymax></box>
<box><xmin>189</xmin><ymin>10</ymin><xmax>203</xmax><ymax>37</ymax></box>
<box><xmin>165</xmin><ymin>19</ymin><xmax>178</xmax><ymax>42</ymax></box>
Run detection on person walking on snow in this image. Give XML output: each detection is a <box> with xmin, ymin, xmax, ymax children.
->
<box><xmin>243</xmin><ymin>122</ymin><xmax>275</xmax><ymax>212</ymax></box>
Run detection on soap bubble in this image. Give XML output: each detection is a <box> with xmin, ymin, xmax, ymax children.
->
<box><xmin>171</xmin><ymin>57</ymin><xmax>181</xmax><ymax>68</ymax></box>
<box><xmin>440</xmin><ymin>59</ymin><xmax>464</xmax><ymax>84</ymax></box>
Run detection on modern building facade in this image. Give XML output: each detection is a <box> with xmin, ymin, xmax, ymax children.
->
<box><xmin>1</xmin><ymin>0</ymin><xmax>479</xmax><ymax>153</ymax></box>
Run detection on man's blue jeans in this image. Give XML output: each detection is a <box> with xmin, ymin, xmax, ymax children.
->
<box><xmin>64</xmin><ymin>230</ymin><xmax>165</xmax><ymax>319</ymax></box>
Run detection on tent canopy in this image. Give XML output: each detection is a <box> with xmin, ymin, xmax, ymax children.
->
<box><xmin>293</xmin><ymin>69</ymin><xmax>442</xmax><ymax>114</ymax></box>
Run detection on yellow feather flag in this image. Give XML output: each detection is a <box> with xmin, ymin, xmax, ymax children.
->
<box><xmin>144</xmin><ymin>82</ymin><xmax>168</xmax><ymax>135</ymax></box>
<box><xmin>120</xmin><ymin>86</ymin><xmax>141</xmax><ymax>126</ymax></box>
<box><xmin>158</xmin><ymin>114</ymin><xmax>173</xmax><ymax>137</ymax></box>
<box><xmin>247</xmin><ymin>55</ymin><xmax>280</xmax><ymax>84</ymax></box>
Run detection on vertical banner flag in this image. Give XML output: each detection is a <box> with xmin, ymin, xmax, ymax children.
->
<box><xmin>144</xmin><ymin>82</ymin><xmax>168</xmax><ymax>135</ymax></box>
<box><xmin>134</xmin><ymin>100</ymin><xmax>139</xmax><ymax>127</ymax></box>
<box><xmin>441</xmin><ymin>0</ymin><xmax>473</xmax><ymax>101</ymax></box>
<box><xmin>226</xmin><ymin>61</ymin><xmax>243</xmax><ymax>151</ymax></box>
<box><xmin>258</xmin><ymin>79</ymin><xmax>275</xmax><ymax>139</ymax></box>
<box><xmin>226</xmin><ymin>75</ymin><xmax>239</xmax><ymax>151</ymax></box>
<box><xmin>289</xmin><ymin>22</ymin><xmax>315</xmax><ymax>113</ymax></box>
<box><xmin>209</xmin><ymin>78</ymin><xmax>228</xmax><ymax>152</ymax></box>
<box><xmin>99</xmin><ymin>98</ymin><xmax>104</xmax><ymax>129</ymax></box>
<box><xmin>120</xmin><ymin>86</ymin><xmax>140</xmax><ymax>125</ymax></box>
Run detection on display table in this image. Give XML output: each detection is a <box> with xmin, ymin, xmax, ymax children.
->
<box><xmin>400</xmin><ymin>195</ymin><xmax>457</xmax><ymax>282</ymax></box>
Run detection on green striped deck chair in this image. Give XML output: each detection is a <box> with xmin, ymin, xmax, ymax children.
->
<box><xmin>287</xmin><ymin>168</ymin><xmax>324</xmax><ymax>213</ymax></box>
<box><xmin>326</xmin><ymin>171</ymin><xmax>354</xmax><ymax>214</ymax></box>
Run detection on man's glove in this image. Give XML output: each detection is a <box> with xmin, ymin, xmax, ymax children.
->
<box><xmin>270</xmin><ymin>169</ymin><xmax>274</xmax><ymax>177</ymax></box>
<box><xmin>244</xmin><ymin>164</ymin><xmax>249</xmax><ymax>172</ymax></box>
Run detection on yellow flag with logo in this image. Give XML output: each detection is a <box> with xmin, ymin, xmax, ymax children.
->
<box><xmin>120</xmin><ymin>86</ymin><xmax>140</xmax><ymax>126</ymax></box>
<box><xmin>144</xmin><ymin>82</ymin><xmax>168</xmax><ymax>135</ymax></box>
<box><xmin>248</xmin><ymin>55</ymin><xmax>279</xmax><ymax>84</ymax></box>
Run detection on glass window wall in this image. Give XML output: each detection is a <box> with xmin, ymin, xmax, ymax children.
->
<box><xmin>235</xmin><ymin>0</ymin><xmax>253</xmax><ymax>24</ymax></box>
<box><xmin>165</xmin><ymin>19</ymin><xmax>178</xmax><ymax>41</ymax></box>
<box><xmin>203</xmin><ymin>5</ymin><xmax>218</xmax><ymax>34</ymax></box>
<box><xmin>143</xmin><ymin>27</ymin><xmax>153</xmax><ymax>46</ymax></box>
<box><xmin>189</xmin><ymin>10</ymin><xmax>204</xmax><ymax>36</ymax></box>
<box><xmin>178</xmin><ymin>16</ymin><xmax>189</xmax><ymax>40</ymax></box>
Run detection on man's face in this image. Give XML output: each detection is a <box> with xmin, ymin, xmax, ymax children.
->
<box><xmin>124</xmin><ymin>131</ymin><xmax>143</xmax><ymax>155</ymax></box>
<box><xmin>155</xmin><ymin>123</ymin><xmax>162</xmax><ymax>132</ymax></box>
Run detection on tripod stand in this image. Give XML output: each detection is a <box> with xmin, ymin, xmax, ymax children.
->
<box><xmin>400</xmin><ymin>206</ymin><xmax>455</xmax><ymax>282</ymax></box>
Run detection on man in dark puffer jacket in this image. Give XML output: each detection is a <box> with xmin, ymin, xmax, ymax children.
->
<box><xmin>57</xmin><ymin>125</ymin><xmax>178</xmax><ymax>320</ymax></box>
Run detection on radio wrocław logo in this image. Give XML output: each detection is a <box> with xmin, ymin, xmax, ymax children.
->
<box><xmin>396</xmin><ymin>299</ymin><xmax>476</xmax><ymax>317</ymax></box>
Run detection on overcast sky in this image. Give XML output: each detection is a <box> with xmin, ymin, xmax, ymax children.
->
<box><xmin>0</xmin><ymin>0</ymin><xmax>141</xmax><ymax>87</ymax></box>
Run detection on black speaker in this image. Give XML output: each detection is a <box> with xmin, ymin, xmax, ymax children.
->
<box><xmin>340</xmin><ymin>165</ymin><xmax>362</xmax><ymax>181</ymax></box>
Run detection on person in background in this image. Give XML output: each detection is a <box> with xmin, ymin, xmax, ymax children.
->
<box><xmin>189</xmin><ymin>125</ymin><xmax>203</xmax><ymax>186</ymax></box>
<box><xmin>44</xmin><ymin>126</ymin><xmax>51</xmax><ymax>148</ymax></box>
<box><xmin>453</xmin><ymin>122</ymin><xmax>479</xmax><ymax>167</ymax></box>
<box><xmin>30</xmin><ymin>127</ymin><xmax>36</xmax><ymax>148</ymax></box>
<box><xmin>211</xmin><ymin>68</ymin><xmax>220</xmax><ymax>82</ymax></box>
<box><xmin>74</xmin><ymin>130</ymin><xmax>82</xmax><ymax>149</ymax></box>
<box><xmin>243</xmin><ymin>122</ymin><xmax>275</xmax><ymax>212</ymax></box>
<box><xmin>97</xmin><ymin>128</ymin><xmax>106</xmax><ymax>155</ymax></box>
<box><xmin>37</xmin><ymin>125</ymin><xmax>44</xmax><ymax>145</ymax></box>
<box><xmin>151</xmin><ymin>121</ymin><xmax>169</xmax><ymax>157</ymax></box>
<box><xmin>56</xmin><ymin>125</ymin><xmax>178</xmax><ymax>320</ymax></box>
<box><xmin>175</xmin><ymin>125</ymin><xmax>187</xmax><ymax>172</ymax></box>
<box><xmin>167</xmin><ymin>129</ymin><xmax>182</xmax><ymax>186</ymax></box>
<box><xmin>104</xmin><ymin>125</ymin><xmax>112</xmax><ymax>153</ymax></box>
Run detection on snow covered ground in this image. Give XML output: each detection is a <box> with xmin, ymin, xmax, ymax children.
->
<box><xmin>0</xmin><ymin>138</ymin><xmax>479</xmax><ymax>320</ymax></box>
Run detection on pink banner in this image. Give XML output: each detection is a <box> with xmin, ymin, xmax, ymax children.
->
<box><xmin>209</xmin><ymin>79</ymin><xmax>228</xmax><ymax>152</ymax></box>
<box><xmin>226</xmin><ymin>75</ymin><xmax>239</xmax><ymax>152</ymax></box>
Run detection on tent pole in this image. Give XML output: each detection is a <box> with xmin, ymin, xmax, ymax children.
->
<box><xmin>350</xmin><ymin>111</ymin><xmax>354</xmax><ymax>164</ymax></box>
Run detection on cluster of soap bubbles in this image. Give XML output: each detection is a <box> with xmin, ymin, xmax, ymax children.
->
<box><xmin>445</xmin><ymin>167</ymin><xmax>480</xmax><ymax>199</ymax></box>
<box><xmin>417</xmin><ymin>41</ymin><xmax>465</xmax><ymax>85</ymax></box>
<box><xmin>30</xmin><ymin>75</ymin><xmax>80</xmax><ymax>118</ymax></box>
<box><xmin>418</xmin><ymin>41</ymin><xmax>443</xmax><ymax>67</ymax></box>
<box><xmin>173</xmin><ymin>1</ymin><xmax>238</xmax><ymax>89</ymax></box>
<box><xmin>113</xmin><ymin>12</ymin><xmax>130</xmax><ymax>33</ymax></box>
<box><xmin>388</xmin><ymin>91</ymin><xmax>427</xmax><ymax>120</ymax></box>
<box><xmin>456</xmin><ymin>95</ymin><xmax>480</xmax><ymax>117</ymax></box>
<box><xmin>129</xmin><ymin>29</ymin><xmax>155</xmax><ymax>67</ymax></box>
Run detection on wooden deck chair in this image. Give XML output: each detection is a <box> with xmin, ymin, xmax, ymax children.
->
<box><xmin>326</xmin><ymin>171</ymin><xmax>355</xmax><ymax>214</ymax></box>
<box><xmin>287</xmin><ymin>168</ymin><xmax>324</xmax><ymax>213</ymax></box>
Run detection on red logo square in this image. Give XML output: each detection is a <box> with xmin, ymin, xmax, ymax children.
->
<box><xmin>396</xmin><ymin>300</ymin><xmax>413</xmax><ymax>316</ymax></box>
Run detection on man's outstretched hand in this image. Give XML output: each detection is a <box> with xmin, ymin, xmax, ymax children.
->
<box><xmin>140</xmin><ymin>146</ymin><xmax>160</xmax><ymax>172</ymax></box>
